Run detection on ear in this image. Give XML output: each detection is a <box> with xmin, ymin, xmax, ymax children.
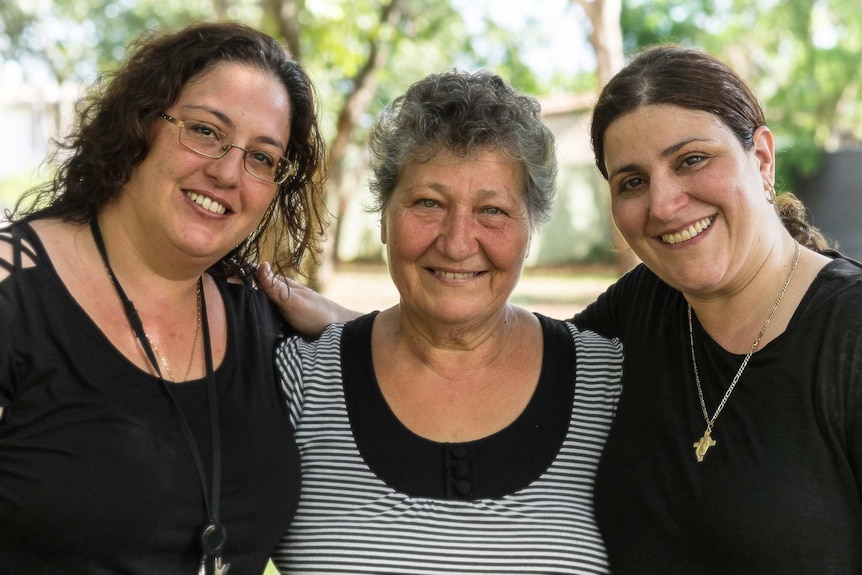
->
<box><xmin>752</xmin><ymin>126</ymin><xmax>775</xmax><ymax>187</ymax></box>
<box><xmin>379</xmin><ymin>213</ymin><xmax>387</xmax><ymax>245</ymax></box>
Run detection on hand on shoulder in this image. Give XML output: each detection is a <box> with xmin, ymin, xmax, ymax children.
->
<box><xmin>256</xmin><ymin>262</ymin><xmax>361</xmax><ymax>338</ymax></box>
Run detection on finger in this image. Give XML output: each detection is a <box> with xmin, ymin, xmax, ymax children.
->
<box><xmin>256</xmin><ymin>262</ymin><xmax>290</xmax><ymax>303</ymax></box>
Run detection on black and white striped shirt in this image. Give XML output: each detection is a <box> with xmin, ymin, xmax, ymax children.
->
<box><xmin>273</xmin><ymin>312</ymin><xmax>623</xmax><ymax>574</ymax></box>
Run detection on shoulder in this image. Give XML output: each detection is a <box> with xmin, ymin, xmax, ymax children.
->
<box><xmin>0</xmin><ymin>220</ymin><xmax>42</xmax><ymax>282</ymax></box>
<box><xmin>276</xmin><ymin>317</ymin><xmax>351</xmax><ymax>366</ymax></box>
<box><xmin>535</xmin><ymin>312</ymin><xmax>624</xmax><ymax>356</ymax></box>
<box><xmin>219</xmin><ymin>274</ymin><xmax>294</xmax><ymax>338</ymax></box>
<box><xmin>532</xmin><ymin>315</ymin><xmax>623</xmax><ymax>404</ymax></box>
<box><xmin>276</xmin><ymin>311</ymin><xmax>380</xmax><ymax>371</ymax></box>
<box><xmin>819</xmin><ymin>253</ymin><xmax>862</xmax><ymax>282</ymax></box>
<box><xmin>275</xmin><ymin>319</ymin><xmax>350</xmax><ymax>411</ymax></box>
<box><xmin>574</xmin><ymin>264</ymin><xmax>683</xmax><ymax>339</ymax></box>
<box><xmin>804</xmin><ymin>255</ymin><xmax>862</xmax><ymax>315</ymax></box>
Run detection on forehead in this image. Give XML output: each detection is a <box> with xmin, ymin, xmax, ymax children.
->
<box><xmin>402</xmin><ymin>148</ymin><xmax>524</xmax><ymax>193</ymax></box>
<box><xmin>604</xmin><ymin>105</ymin><xmax>734</xmax><ymax>157</ymax></box>
<box><xmin>175</xmin><ymin>62</ymin><xmax>292</xmax><ymax>134</ymax></box>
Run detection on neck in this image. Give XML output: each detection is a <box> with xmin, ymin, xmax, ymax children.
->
<box><xmin>91</xmin><ymin>212</ymin><xmax>204</xmax><ymax>328</ymax></box>
<box><xmin>686</xmin><ymin>239</ymin><xmax>802</xmax><ymax>353</ymax></box>
<box><xmin>90</xmin><ymin>214</ymin><xmax>210</xmax><ymax>382</ymax></box>
<box><xmin>383</xmin><ymin>304</ymin><xmax>524</xmax><ymax>373</ymax></box>
<box><xmin>94</xmin><ymin>208</ymin><xmax>206</xmax><ymax>299</ymax></box>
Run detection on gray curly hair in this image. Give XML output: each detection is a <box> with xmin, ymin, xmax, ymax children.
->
<box><xmin>367</xmin><ymin>69</ymin><xmax>557</xmax><ymax>228</ymax></box>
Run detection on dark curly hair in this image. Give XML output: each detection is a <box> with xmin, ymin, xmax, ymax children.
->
<box><xmin>10</xmin><ymin>21</ymin><xmax>328</xmax><ymax>277</ymax></box>
<box><xmin>367</xmin><ymin>69</ymin><xmax>557</xmax><ymax>228</ymax></box>
<box><xmin>590</xmin><ymin>44</ymin><xmax>829</xmax><ymax>251</ymax></box>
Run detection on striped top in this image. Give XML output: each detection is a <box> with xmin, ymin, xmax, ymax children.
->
<box><xmin>273</xmin><ymin>312</ymin><xmax>623</xmax><ymax>574</ymax></box>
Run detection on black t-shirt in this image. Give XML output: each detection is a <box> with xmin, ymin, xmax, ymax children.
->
<box><xmin>574</xmin><ymin>258</ymin><xmax>862</xmax><ymax>574</ymax></box>
<box><xmin>0</xmin><ymin>222</ymin><xmax>300</xmax><ymax>574</ymax></box>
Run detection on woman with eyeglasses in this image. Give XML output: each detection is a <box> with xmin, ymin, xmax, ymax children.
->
<box><xmin>0</xmin><ymin>21</ymin><xmax>326</xmax><ymax>575</ymax></box>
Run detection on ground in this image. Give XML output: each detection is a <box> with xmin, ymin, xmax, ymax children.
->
<box><xmin>320</xmin><ymin>262</ymin><xmax>618</xmax><ymax>320</ymax></box>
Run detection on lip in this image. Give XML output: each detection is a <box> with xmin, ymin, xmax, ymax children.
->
<box><xmin>659</xmin><ymin>216</ymin><xmax>714</xmax><ymax>245</ymax></box>
<box><xmin>185</xmin><ymin>190</ymin><xmax>231</xmax><ymax>215</ymax></box>
<box><xmin>428</xmin><ymin>268</ymin><xmax>485</xmax><ymax>281</ymax></box>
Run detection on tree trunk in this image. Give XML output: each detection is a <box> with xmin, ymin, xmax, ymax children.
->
<box><xmin>572</xmin><ymin>0</ymin><xmax>639</xmax><ymax>275</ymax></box>
<box><xmin>316</xmin><ymin>0</ymin><xmax>403</xmax><ymax>290</ymax></box>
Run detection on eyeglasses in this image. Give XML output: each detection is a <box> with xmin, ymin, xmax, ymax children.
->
<box><xmin>161</xmin><ymin>113</ymin><xmax>295</xmax><ymax>184</ymax></box>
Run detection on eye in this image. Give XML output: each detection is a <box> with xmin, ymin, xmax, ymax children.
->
<box><xmin>247</xmin><ymin>150</ymin><xmax>276</xmax><ymax>168</ymax></box>
<box><xmin>418</xmin><ymin>199</ymin><xmax>439</xmax><ymax>208</ymax></box>
<box><xmin>680</xmin><ymin>154</ymin><xmax>707</xmax><ymax>168</ymax></box>
<box><xmin>481</xmin><ymin>206</ymin><xmax>506</xmax><ymax>216</ymax></box>
<box><xmin>617</xmin><ymin>176</ymin><xmax>646</xmax><ymax>194</ymax></box>
<box><xmin>189</xmin><ymin>122</ymin><xmax>222</xmax><ymax>142</ymax></box>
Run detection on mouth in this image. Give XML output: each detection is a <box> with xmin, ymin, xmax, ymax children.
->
<box><xmin>431</xmin><ymin>269</ymin><xmax>484</xmax><ymax>280</ymax></box>
<box><xmin>186</xmin><ymin>191</ymin><xmax>228</xmax><ymax>215</ymax></box>
<box><xmin>660</xmin><ymin>216</ymin><xmax>713</xmax><ymax>245</ymax></box>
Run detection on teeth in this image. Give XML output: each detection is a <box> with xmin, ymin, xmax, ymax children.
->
<box><xmin>662</xmin><ymin>217</ymin><xmax>713</xmax><ymax>245</ymax></box>
<box><xmin>435</xmin><ymin>270</ymin><xmax>477</xmax><ymax>280</ymax></box>
<box><xmin>186</xmin><ymin>192</ymin><xmax>226</xmax><ymax>215</ymax></box>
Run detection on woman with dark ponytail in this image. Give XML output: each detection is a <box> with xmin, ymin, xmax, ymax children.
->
<box><xmin>577</xmin><ymin>44</ymin><xmax>861</xmax><ymax>573</ymax></box>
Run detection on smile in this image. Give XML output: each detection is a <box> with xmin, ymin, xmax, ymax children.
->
<box><xmin>186</xmin><ymin>191</ymin><xmax>227</xmax><ymax>215</ymax></box>
<box><xmin>661</xmin><ymin>216</ymin><xmax>713</xmax><ymax>245</ymax></box>
<box><xmin>433</xmin><ymin>270</ymin><xmax>482</xmax><ymax>280</ymax></box>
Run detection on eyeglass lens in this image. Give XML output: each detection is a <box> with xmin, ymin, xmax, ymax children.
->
<box><xmin>179</xmin><ymin>120</ymin><xmax>291</xmax><ymax>183</ymax></box>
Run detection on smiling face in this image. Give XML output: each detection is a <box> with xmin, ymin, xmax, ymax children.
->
<box><xmin>381</xmin><ymin>148</ymin><xmax>531</xmax><ymax>328</ymax></box>
<box><xmin>119</xmin><ymin>61</ymin><xmax>291</xmax><ymax>268</ymax></box>
<box><xmin>603</xmin><ymin>104</ymin><xmax>779</xmax><ymax>297</ymax></box>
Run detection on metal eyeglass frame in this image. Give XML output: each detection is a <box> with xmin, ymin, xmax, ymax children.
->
<box><xmin>160</xmin><ymin>113</ymin><xmax>293</xmax><ymax>184</ymax></box>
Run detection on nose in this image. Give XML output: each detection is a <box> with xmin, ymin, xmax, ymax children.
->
<box><xmin>437</xmin><ymin>207</ymin><xmax>476</xmax><ymax>261</ymax></box>
<box><xmin>203</xmin><ymin>145</ymin><xmax>245</xmax><ymax>186</ymax></box>
<box><xmin>648</xmin><ymin>173</ymin><xmax>689</xmax><ymax>221</ymax></box>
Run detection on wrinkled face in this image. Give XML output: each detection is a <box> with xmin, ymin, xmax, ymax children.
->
<box><xmin>603</xmin><ymin>104</ymin><xmax>777</xmax><ymax>297</ymax></box>
<box><xmin>381</xmin><ymin>148</ymin><xmax>531</xmax><ymax>328</ymax></box>
<box><xmin>121</xmin><ymin>61</ymin><xmax>291</xmax><ymax>267</ymax></box>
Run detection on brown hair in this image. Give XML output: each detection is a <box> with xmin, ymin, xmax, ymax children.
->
<box><xmin>590</xmin><ymin>44</ymin><xmax>829</xmax><ymax>251</ymax></box>
<box><xmin>10</xmin><ymin>21</ymin><xmax>328</xmax><ymax>277</ymax></box>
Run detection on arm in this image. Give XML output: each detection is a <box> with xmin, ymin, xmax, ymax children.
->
<box><xmin>571</xmin><ymin>264</ymin><xmax>657</xmax><ymax>340</ymax></box>
<box><xmin>256</xmin><ymin>262</ymin><xmax>361</xmax><ymax>338</ymax></box>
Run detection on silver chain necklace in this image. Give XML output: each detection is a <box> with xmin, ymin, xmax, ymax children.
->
<box><xmin>688</xmin><ymin>242</ymin><xmax>800</xmax><ymax>462</ymax></box>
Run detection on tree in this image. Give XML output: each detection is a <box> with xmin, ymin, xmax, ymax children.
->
<box><xmin>1</xmin><ymin>0</ymin><xmax>540</xmax><ymax>288</ymax></box>
<box><xmin>620</xmin><ymin>0</ymin><xmax>862</xmax><ymax>185</ymax></box>
<box><xmin>567</xmin><ymin>0</ymin><xmax>861</xmax><ymax>271</ymax></box>
<box><xmin>570</xmin><ymin>0</ymin><xmax>639</xmax><ymax>274</ymax></box>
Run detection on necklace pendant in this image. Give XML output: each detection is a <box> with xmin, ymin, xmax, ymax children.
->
<box><xmin>693</xmin><ymin>429</ymin><xmax>716</xmax><ymax>462</ymax></box>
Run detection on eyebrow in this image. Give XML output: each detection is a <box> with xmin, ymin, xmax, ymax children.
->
<box><xmin>182</xmin><ymin>104</ymin><xmax>287</xmax><ymax>151</ymax></box>
<box><xmin>607</xmin><ymin>137</ymin><xmax>713</xmax><ymax>181</ymax></box>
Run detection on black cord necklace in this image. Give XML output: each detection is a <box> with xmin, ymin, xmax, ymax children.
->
<box><xmin>90</xmin><ymin>218</ymin><xmax>229</xmax><ymax>575</ymax></box>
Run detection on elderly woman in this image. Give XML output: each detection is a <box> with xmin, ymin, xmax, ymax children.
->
<box><xmin>269</xmin><ymin>70</ymin><xmax>623</xmax><ymax>574</ymax></box>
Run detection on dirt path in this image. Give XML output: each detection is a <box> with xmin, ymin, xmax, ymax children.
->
<box><xmin>321</xmin><ymin>264</ymin><xmax>617</xmax><ymax>320</ymax></box>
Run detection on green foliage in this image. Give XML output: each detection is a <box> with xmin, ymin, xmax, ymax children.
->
<box><xmin>0</xmin><ymin>0</ymin><xmax>582</xmax><ymax>149</ymax></box>
<box><xmin>298</xmin><ymin>0</ymin><xmax>474</xmax><ymax>143</ymax></box>
<box><xmin>1</xmin><ymin>0</ymin><xmax>214</xmax><ymax>84</ymax></box>
<box><xmin>620</xmin><ymin>0</ymin><xmax>862</xmax><ymax>182</ymax></box>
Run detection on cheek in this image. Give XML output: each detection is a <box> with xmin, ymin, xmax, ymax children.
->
<box><xmin>485</xmin><ymin>225</ymin><xmax>530</xmax><ymax>269</ymax></box>
<box><xmin>386</xmin><ymin>215</ymin><xmax>434</xmax><ymax>259</ymax></box>
<box><xmin>610</xmin><ymin>197</ymin><xmax>636</xmax><ymax>233</ymax></box>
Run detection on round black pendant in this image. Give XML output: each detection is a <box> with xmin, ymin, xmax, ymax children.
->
<box><xmin>200</xmin><ymin>522</ymin><xmax>227</xmax><ymax>556</ymax></box>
